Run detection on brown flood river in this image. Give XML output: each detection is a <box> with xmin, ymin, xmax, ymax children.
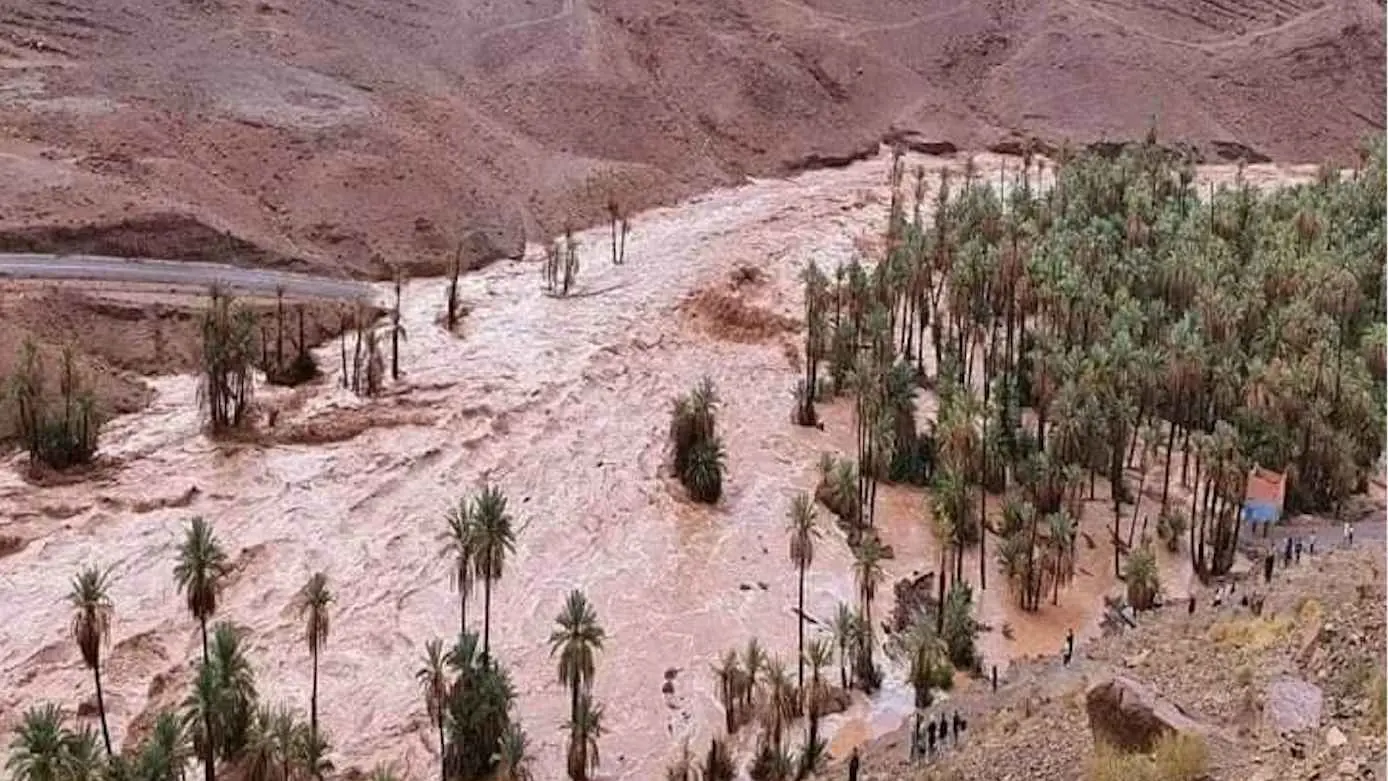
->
<box><xmin>0</xmin><ymin>152</ymin><xmax>1317</xmax><ymax>780</ymax></box>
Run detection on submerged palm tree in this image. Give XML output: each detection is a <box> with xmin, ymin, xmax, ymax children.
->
<box><xmin>549</xmin><ymin>590</ymin><xmax>605</xmax><ymax>729</ymax></box>
<box><xmin>444</xmin><ymin>499</ymin><xmax>475</xmax><ymax>635</ymax></box>
<box><xmin>471</xmin><ymin>485</ymin><xmax>517</xmax><ymax>659</ymax></box>
<box><xmin>494</xmin><ymin>723</ymin><xmax>534</xmax><ymax>781</ymax></box>
<box><xmin>292</xmin><ymin>572</ymin><xmax>332</xmax><ymax>747</ymax></box>
<box><xmin>173</xmin><ymin>517</ymin><xmax>230</xmax><ymax>663</ymax></box>
<box><xmin>851</xmin><ymin>535</ymin><xmax>887</xmax><ymax>685</ymax></box>
<box><xmin>415</xmin><ymin>639</ymin><xmax>448</xmax><ymax>781</ymax></box>
<box><xmin>828</xmin><ymin>603</ymin><xmax>857</xmax><ymax>690</ymax></box>
<box><xmin>785</xmin><ymin>492</ymin><xmax>820</xmax><ymax>696</ymax></box>
<box><xmin>68</xmin><ymin>566</ymin><xmax>114</xmax><ymax>756</ymax></box>
<box><xmin>564</xmin><ymin>693</ymin><xmax>604</xmax><ymax>781</ymax></box>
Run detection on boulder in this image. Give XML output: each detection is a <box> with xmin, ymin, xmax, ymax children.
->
<box><xmin>1264</xmin><ymin>677</ymin><xmax>1323</xmax><ymax>733</ymax></box>
<box><xmin>1085</xmin><ymin>675</ymin><xmax>1212</xmax><ymax>752</ymax></box>
<box><xmin>891</xmin><ymin>571</ymin><xmax>937</xmax><ymax>632</ymax></box>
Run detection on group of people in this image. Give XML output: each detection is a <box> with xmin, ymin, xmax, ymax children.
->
<box><xmin>908</xmin><ymin>710</ymin><xmax>968</xmax><ymax>762</ymax></box>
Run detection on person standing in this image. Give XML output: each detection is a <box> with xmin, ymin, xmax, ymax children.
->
<box><xmin>926</xmin><ymin>719</ymin><xmax>936</xmax><ymax>757</ymax></box>
<box><xmin>1063</xmin><ymin>628</ymin><xmax>1075</xmax><ymax>665</ymax></box>
<box><xmin>1283</xmin><ymin>536</ymin><xmax>1294</xmax><ymax>567</ymax></box>
<box><xmin>1309</xmin><ymin>533</ymin><xmax>1316</xmax><ymax>555</ymax></box>
<box><xmin>1295</xmin><ymin>537</ymin><xmax>1303</xmax><ymax>564</ymax></box>
<box><xmin>849</xmin><ymin>747</ymin><xmax>860</xmax><ymax>781</ymax></box>
<box><xmin>991</xmin><ymin>664</ymin><xmax>998</xmax><ymax>692</ymax></box>
<box><xmin>1264</xmin><ymin>550</ymin><xmax>1275</xmax><ymax>583</ymax></box>
<box><xmin>939</xmin><ymin>713</ymin><xmax>949</xmax><ymax>747</ymax></box>
<box><xmin>1344</xmin><ymin>522</ymin><xmax>1352</xmax><ymax>548</ymax></box>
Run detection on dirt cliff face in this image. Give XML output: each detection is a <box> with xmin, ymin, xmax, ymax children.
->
<box><xmin>0</xmin><ymin>0</ymin><xmax>1382</xmax><ymax>276</ymax></box>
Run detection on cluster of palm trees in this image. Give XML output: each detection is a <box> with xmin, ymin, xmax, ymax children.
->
<box><xmin>796</xmin><ymin>134</ymin><xmax>1384</xmax><ymax>627</ymax></box>
<box><xmin>7</xmin><ymin>341</ymin><xmax>103</xmax><ymax>471</ymax></box>
<box><xmin>8</xmin><ymin>517</ymin><xmax>331</xmax><ymax>781</ymax></box>
<box><xmin>10</xmin><ymin>484</ymin><xmax>613</xmax><ymax>781</ymax></box>
<box><xmin>669</xmin><ymin>377</ymin><xmax>728</xmax><ymax>503</ymax></box>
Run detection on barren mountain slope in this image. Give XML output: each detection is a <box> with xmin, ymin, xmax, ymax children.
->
<box><xmin>0</xmin><ymin>0</ymin><xmax>1382</xmax><ymax>277</ymax></box>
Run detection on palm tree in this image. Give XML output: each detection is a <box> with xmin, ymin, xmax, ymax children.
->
<box><xmin>142</xmin><ymin>711</ymin><xmax>192</xmax><ymax>781</ymax></box>
<box><xmin>173</xmin><ymin>517</ymin><xmax>230</xmax><ymax>663</ymax></box>
<box><xmin>293</xmin><ymin>572</ymin><xmax>332</xmax><ymax>747</ymax></box>
<box><xmin>828</xmin><ymin>603</ymin><xmax>856</xmax><ymax>690</ymax></box>
<box><xmin>549</xmin><ymin>590</ymin><xmax>605</xmax><ymax>729</ymax></box>
<box><xmin>785</xmin><ymin>492</ymin><xmax>819</xmax><ymax>695</ymax></box>
<box><xmin>64</xmin><ymin>726</ymin><xmax>102</xmax><ymax>781</ymax></box>
<box><xmin>184</xmin><ymin>661</ymin><xmax>220</xmax><ymax>781</ymax></box>
<box><xmin>564</xmin><ymin>693</ymin><xmax>604</xmax><ymax>781</ymax></box>
<box><xmin>68</xmin><ymin>566</ymin><xmax>114</xmax><ymax>756</ymax></box>
<box><xmin>851</xmin><ymin>535</ymin><xmax>887</xmax><ymax>687</ymax></box>
<box><xmin>1124</xmin><ymin>544</ymin><xmax>1161</xmax><ymax>610</ymax></box>
<box><xmin>740</xmin><ymin>638</ymin><xmax>767</xmax><ymax>714</ymax></box>
<box><xmin>6</xmin><ymin>704</ymin><xmax>70</xmax><ymax>781</ymax></box>
<box><xmin>1046</xmin><ymin>512</ymin><xmax>1076</xmax><ymax>606</ymax></box>
<box><xmin>201</xmin><ymin>622</ymin><xmax>257</xmax><ymax>764</ymax></box>
<box><xmin>471</xmin><ymin>485</ymin><xmax>517</xmax><ymax>659</ymax></box>
<box><xmin>444</xmin><ymin>499</ymin><xmax>475</xmax><ymax>635</ymax></box>
<box><xmin>415</xmin><ymin>639</ymin><xmax>448</xmax><ymax>781</ymax></box>
<box><xmin>927</xmin><ymin>483</ymin><xmax>958</xmax><ymax>632</ymax></box>
<box><xmin>711</xmin><ymin>650</ymin><xmax>742</xmax><ymax>733</ymax></box>
<box><xmin>494</xmin><ymin>723</ymin><xmax>534</xmax><ymax>781</ymax></box>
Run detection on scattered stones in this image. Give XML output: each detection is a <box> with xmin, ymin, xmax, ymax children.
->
<box><xmin>1265</xmin><ymin>677</ymin><xmax>1324</xmax><ymax>733</ymax></box>
<box><xmin>1084</xmin><ymin>675</ymin><xmax>1213</xmax><ymax>752</ymax></box>
<box><xmin>1326</xmin><ymin>725</ymin><xmax>1347</xmax><ymax>748</ymax></box>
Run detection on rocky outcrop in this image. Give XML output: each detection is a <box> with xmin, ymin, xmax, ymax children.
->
<box><xmin>1085</xmin><ymin>675</ymin><xmax>1213</xmax><ymax>752</ymax></box>
<box><xmin>1265</xmin><ymin>677</ymin><xmax>1324</xmax><ymax>733</ymax></box>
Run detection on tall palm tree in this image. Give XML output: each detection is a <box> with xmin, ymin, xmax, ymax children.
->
<box><xmin>68</xmin><ymin>566</ymin><xmax>114</xmax><ymax>756</ymax></box>
<box><xmin>470</xmin><ymin>486</ymin><xmax>517</xmax><ymax>659</ymax></box>
<box><xmin>173</xmin><ymin>517</ymin><xmax>230</xmax><ymax>663</ymax></box>
<box><xmin>549</xmin><ymin>590</ymin><xmax>605</xmax><ymax>730</ymax></box>
<box><xmin>292</xmin><ymin>573</ymin><xmax>332</xmax><ymax>747</ymax></box>
<box><xmin>785</xmin><ymin>492</ymin><xmax>819</xmax><ymax>695</ymax></box>
<box><xmin>6</xmin><ymin>704</ymin><xmax>70</xmax><ymax>781</ymax></box>
<box><xmin>711</xmin><ymin>650</ymin><xmax>742</xmax><ymax>734</ymax></box>
<box><xmin>564</xmin><ymin>694</ymin><xmax>604</xmax><ymax>781</ymax></box>
<box><xmin>494</xmin><ymin>723</ymin><xmax>534</xmax><ymax>781</ymax></box>
<box><xmin>851</xmin><ymin>535</ymin><xmax>887</xmax><ymax>686</ymax></box>
<box><xmin>415</xmin><ymin>640</ymin><xmax>448</xmax><ymax>781</ymax></box>
<box><xmin>444</xmin><ymin>499</ymin><xmax>475</xmax><ymax>635</ymax></box>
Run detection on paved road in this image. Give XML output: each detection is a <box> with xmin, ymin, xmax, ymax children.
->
<box><xmin>0</xmin><ymin>253</ymin><xmax>376</xmax><ymax>303</ymax></box>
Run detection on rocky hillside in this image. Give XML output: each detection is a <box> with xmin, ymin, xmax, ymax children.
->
<box><xmin>826</xmin><ymin>542</ymin><xmax>1387</xmax><ymax>781</ymax></box>
<box><xmin>0</xmin><ymin>0</ymin><xmax>1382</xmax><ymax>276</ymax></box>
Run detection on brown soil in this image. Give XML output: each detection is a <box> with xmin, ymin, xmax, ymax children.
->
<box><xmin>0</xmin><ymin>0</ymin><xmax>1378</xmax><ymax>287</ymax></box>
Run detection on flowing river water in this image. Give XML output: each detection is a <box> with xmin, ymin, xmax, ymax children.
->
<box><xmin>0</xmin><ymin>152</ymin><xmax>1318</xmax><ymax>780</ymax></box>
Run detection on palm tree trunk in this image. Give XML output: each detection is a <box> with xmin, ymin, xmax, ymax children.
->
<box><xmin>310</xmin><ymin>647</ymin><xmax>319</xmax><ymax>744</ymax></box>
<box><xmin>797</xmin><ymin>564</ymin><xmax>806</xmax><ymax>696</ymax></box>
<box><xmin>571</xmin><ymin>681</ymin><xmax>580</xmax><ymax>735</ymax></box>
<box><xmin>437</xmin><ymin>724</ymin><xmax>445</xmax><ymax>781</ymax></box>
<box><xmin>483</xmin><ymin>578</ymin><xmax>493</xmax><ymax>660</ymax></box>
<box><xmin>459</xmin><ymin>590</ymin><xmax>467</xmax><ymax>636</ymax></box>
<box><xmin>200</xmin><ymin>617</ymin><xmax>209</xmax><ymax>664</ymax></box>
<box><xmin>1127</xmin><ymin>469</ymin><xmax>1146</xmax><ymax>549</ymax></box>
<box><xmin>94</xmin><ymin>660</ymin><xmax>112</xmax><ymax>756</ymax></box>
<box><xmin>936</xmin><ymin>547</ymin><xmax>947</xmax><ymax>633</ymax></box>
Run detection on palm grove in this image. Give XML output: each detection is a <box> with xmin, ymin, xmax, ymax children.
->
<box><xmin>8</xmin><ymin>135</ymin><xmax>1384</xmax><ymax>781</ymax></box>
<box><xmin>6</xmin><ymin>485</ymin><xmax>621</xmax><ymax>781</ymax></box>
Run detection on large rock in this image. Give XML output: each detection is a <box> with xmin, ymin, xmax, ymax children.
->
<box><xmin>1265</xmin><ymin>677</ymin><xmax>1324</xmax><ymax>733</ymax></box>
<box><xmin>1085</xmin><ymin>676</ymin><xmax>1212</xmax><ymax>752</ymax></box>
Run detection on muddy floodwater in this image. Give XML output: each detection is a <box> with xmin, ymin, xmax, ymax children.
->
<box><xmin>0</xmin><ymin>152</ymin><xmax>1317</xmax><ymax>780</ymax></box>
